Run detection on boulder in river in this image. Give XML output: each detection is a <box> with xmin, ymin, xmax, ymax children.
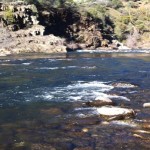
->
<box><xmin>86</xmin><ymin>97</ymin><xmax>114</xmax><ymax>107</ymax></box>
<box><xmin>143</xmin><ymin>103</ymin><xmax>150</xmax><ymax>108</ymax></box>
<box><xmin>112</xmin><ymin>82</ymin><xmax>137</xmax><ymax>88</ymax></box>
<box><xmin>97</xmin><ymin>106</ymin><xmax>135</xmax><ymax>120</ymax></box>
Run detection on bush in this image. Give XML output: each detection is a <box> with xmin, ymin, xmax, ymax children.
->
<box><xmin>107</xmin><ymin>0</ymin><xmax>123</xmax><ymax>9</ymax></box>
<box><xmin>86</xmin><ymin>5</ymin><xmax>106</xmax><ymax>20</ymax></box>
<box><xmin>4</xmin><ymin>8</ymin><xmax>14</xmax><ymax>24</ymax></box>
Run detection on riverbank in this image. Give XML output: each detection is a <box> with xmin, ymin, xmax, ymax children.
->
<box><xmin>0</xmin><ymin>27</ymin><xmax>67</xmax><ymax>56</ymax></box>
<box><xmin>0</xmin><ymin>1</ymin><xmax>150</xmax><ymax>56</ymax></box>
<box><xmin>0</xmin><ymin>27</ymin><xmax>150</xmax><ymax>57</ymax></box>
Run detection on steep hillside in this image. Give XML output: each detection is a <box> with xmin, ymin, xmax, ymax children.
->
<box><xmin>108</xmin><ymin>0</ymin><xmax>150</xmax><ymax>48</ymax></box>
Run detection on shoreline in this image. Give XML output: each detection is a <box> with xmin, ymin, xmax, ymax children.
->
<box><xmin>0</xmin><ymin>46</ymin><xmax>150</xmax><ymax>58</ymax></box>
<box><xmin>0</xmin><ymin>50</ymin><xmax>150</xmax><ymax>60</ymax></box>
<box><xmin>0</xmin><ymin>46</ymin><xmax>150</xmax><ymax>57</ymax></box>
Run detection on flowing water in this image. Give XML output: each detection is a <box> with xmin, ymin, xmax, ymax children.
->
<box><xmin>0</xmin><ymin>52</ymin><xmax>150</xmax><ymax>149</ymax></box>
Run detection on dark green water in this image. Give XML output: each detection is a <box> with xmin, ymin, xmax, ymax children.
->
<box><xmin>0</xmin><ymin>52</ymin><xmax>150</xmax><ymax>150</ymax></box>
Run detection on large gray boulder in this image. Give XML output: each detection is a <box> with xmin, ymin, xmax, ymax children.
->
<box><xmin>97</xmin><ymin>106</ymin><xmax>135</xmax><ymax>120</ymax></box>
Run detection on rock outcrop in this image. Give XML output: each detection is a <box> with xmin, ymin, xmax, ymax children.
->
<box><xmin>0</xmin><ymin>2</ymin><xmax>67</xmax><ymax>56</ymax></box>
<box><xmin>143</xmin><ymin>103</ymin><xmax>150</xmax><ymax>108</ymax></box>
<box><xmin>0</xmin><ymin>30</ymin><xmax>66</xmax><ymax>56</ymax></box>
<box><xmin>86</xmin><ymin>97</ymin><xmax>114</xmax><ymax>107</ymax></box>
<box><xmin>97</xmin><ymin>106</ymin><xmax>135</xmax><ymax>120</ymax></box>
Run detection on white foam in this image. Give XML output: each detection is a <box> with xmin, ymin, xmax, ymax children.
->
<box><xmin>77</xmin><ymin>49</ymin><xmax>150</xmax><ymax>53</ymax></box>
<box><xmin>36</xmin><ymin>81</ymin><xmax>114</xmax><ymax>102</ymax></box>
<box><xmin>25</xmin><ymin>99</ymin><xmax>30</xmax><ymax>102</ymax></box>
<box><xmin>61</xmin><ymin>66</ymin><xmax>78</xmax><ymax>69</ymax></box>
<box><xmin>74</xmin><ymin>107</ymin><xmax>96</xmax><ymax>111</ymax></box>
<box><xmin>68</xmin><ymin>96</ymin><xmax>82</xmax><ymax>101</ymax></box>
<box><xmin>95</xmin><ymin>93</ymin><xmax>130</xmax><ymax>101</ymax></box>
<box><xmin>48</xmin><ymin>59</ymin><xmax>58</xmax><ymax>62</ymax></box>
<box><xmin>76</xmin><ymin>113</ymin><xmax>87</xmax><ymax>118</ymax></box>
<box><xmin>139</xmin><ymin>71</ymin><xmax>149</xmax><ymax>73</ymax></box>
<box><xmin>2</xmin><ymin>60</ymin><xmax>11</xmax><ymax>62</ymax></box>
<box><xmin>36</xmin><ymin>67</ymin><xmax>59</xmax><ymax>70</ymax></box>
<box><xmin>40</xmin><ymin>94</ymin><xmax>54</xmax><ymax>100</ymax></box>
<box><xmin>129</xmin><ymin>91</ymin><xmax>137</xmax><ymax>94</ymax></box>
<box><xmin>108</xmin><ymin>95</ymin><xmax>130</xmax><ymax>101</ymax></box>
<box><xmin>36</xmin><ymin>66</ymin><xmax>98</xmax><ymax>70</ymax></box>
<box><xmin>22</xmin><ymin>63</ymin><xmax>31</xmax><ymax>65</ymax></box>
<box><xmin>75</xmin><ymin>112</ymin><xmax>97</xmax><ymax>118</ymax></box>
<box><xmin>36</xmin><ymin>66</ymin><xmax>78</xmax><ymax>70</ymax></box>
<box><xmin>35</xmin><ymin>81</ymin><xmax>131</xmax><ymax>103</ymax></box>
<box><xmin>81</xmin><ymin>66</ymin><xmax>96</xmax><ymax>69</ymax></box>
<box><xmin>113</xmin><ymin>83</ymin><xmax>137</xmax><ymax>88</ymax></box>
<box><xmin>67</xmin><ymin>81</ymin><xmax>113</xmax><ymax>92</ymax></box>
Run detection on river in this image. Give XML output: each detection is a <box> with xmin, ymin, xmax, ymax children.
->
<box><xmin>0</xmin><ymin>52</ymin><xmax>150</xmax><ymax>149</ymax></box>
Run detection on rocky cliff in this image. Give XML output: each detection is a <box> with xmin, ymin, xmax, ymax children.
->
<box><xmin>0</xmin><ymin>2</ymin><xmax>67</xmax><ymax>56</ymax></box>
<box><xmin>0</xmin><ymin>0</ymin><xmax>149</xmax><ymax>56</ymax></box>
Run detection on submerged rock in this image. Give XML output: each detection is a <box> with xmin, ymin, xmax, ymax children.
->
<box><xmin>141</xmin><ymin>123</ymin><xmax>150</xmax><ymax>130</ymax></box>
<box><xmin>71</xmin><ymin>117</ymin><xmax>101</xmax><ymax>126</ymax></box>
<box><xmin>40</xmin><ymin>107</ymin><xmax>63</xmax><ymax>115</ymax></box>
<box><xmin>97</xmin><ymin>106</ymin><xmax>135</xmax><ymax>120</ymax></box>
<box><xmin>31</xmin><ymin>143</ymin><xmax>56</xmax><ymax>150</ymax></box>
<box><xmin>82</xmin><ymin>128</ymin><xmax>89</xmax><ymax>133</ymax></box>
<box><xmin>110</xmin><ymin>120</ymin><xmax>138</xmax><ymax>127</ymax></box>
<box><xmin>86</xmin><ymin>97</ymin><xmax>114</xmax><ymax>107</ymax></box>
<box><xmin>112</xmin><ymin>82</ymin><xmax>137</xmax><ymax>88</ymax></box>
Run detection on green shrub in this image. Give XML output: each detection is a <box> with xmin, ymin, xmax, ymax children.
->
<box><xmin>86</xmin><ymin>5</ymin><xmax>106</xmax><ymax>20</ymax></box>
<box><xmin>4</xmin><ymin>9</ymin><xmax>14</xmax><ymax>24</ymax></box>
<box><xmin>108</xmin><ymin>0</ymin><xmax>123</xmax><ymax>9</ymax></box>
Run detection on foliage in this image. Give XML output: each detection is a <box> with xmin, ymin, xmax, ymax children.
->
<box><xmin>4</xmin><ymin>8</ymin><xmax>14</xmax><ymax>24</ymax></box>
<box><xmin>108</xmin><ymin>0</ymin><xmax>150</xmax><ymax>41</ymax></box>
<box><xmin>30</xmin><ymin>4</ymin><xmax>38</xmax><ymax>13</ymax></box>
<box><xmin>107</xmin><ymin>0</ymin><xmax>123</xmax><ymax>9</ymax></box>
<box><xmin>1</xmin><ymin>0</ymin><xmax>150</xmax><ymax>45</ymax></box>
<box><xmin>86</xmin><ymin>4</ymin><xmax>107</xmax><ymax>20</ymax></box>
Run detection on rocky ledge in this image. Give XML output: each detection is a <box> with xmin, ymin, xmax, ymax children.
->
<box><xmin>0</xmin><ymin>26</ymin><xmax>66</xmax><ymax>56</ymax></box>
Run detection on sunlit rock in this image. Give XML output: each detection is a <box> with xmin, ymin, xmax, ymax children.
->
<box><xmin>86</xmin><ymin>97</ymin><xmax>114</xmax><ymax>107</ymax></box>
<box><xmin>134</xmin><ymin>130</ymin><xmax>150</xmax><ymax>134</ymax></box>
<box><xmin>97</xmin><ymin>106</ymin><xmax>135</xmax><ymax>119</ymax></box>
<box><xmin>143</xmin><ymin>103</ymin><xmax>150</xmax><ymax>108</ymax></box>
<box><xmin>82</xmin><ymin>128</ymin><xmax>88</xmax><ymax>133</ymax></box>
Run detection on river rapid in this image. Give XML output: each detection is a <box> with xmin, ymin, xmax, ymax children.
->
<box><xmin>0</xmin><ymin>52</ymin><xmax>150</xmax><ymax>149</ymax></box>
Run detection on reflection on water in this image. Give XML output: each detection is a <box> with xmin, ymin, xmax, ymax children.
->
<box><xmin>0</xmin><ymin>52</ymin><xmax>150</xmax><ymax>149</ymax></box>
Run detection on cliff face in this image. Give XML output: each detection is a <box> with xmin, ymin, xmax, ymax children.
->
<box><xmin>38</xmin><ymin>7</ymin><xmax>114</xmax><ymax>48</ymax></box>
<box><xmin>0</xmin><ymin>2</ymin><xmax>67</xmax><ymax>56</ymax></box>
<box><xmin>0</xmin><ymin>0</ymin><xmax>150</xmax><ymax>56</ymax></box>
